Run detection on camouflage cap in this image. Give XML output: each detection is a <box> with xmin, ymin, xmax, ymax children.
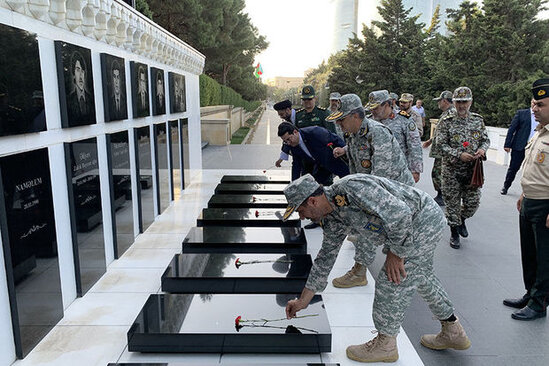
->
<box><xmin>365</xmin><ymin>90</ymin><xmax>390</xmax><ymax>110</ymax></box>
<box><xmin>329</xmin><ymin>92</ymin><xmax>342</xmax><ymax>100</ymax></box>
<box><xmin>389</xmin><ymin>92</ymin><xmax>399</xmax><ymax>101</ymax></box>
<box><xmin>282</xmin><ymin>174</ymin><xmax>320</xmax><ymax>221</ymax></box>
<box><xmin>532</xmin><ymin>78</ymin><xmax>549</xmax><ymax>100</ymax></box>
<box><xmin>326</xmin><ymin>93</ymin><xmax>363</xmax><ymax>121</ymax></box>
<box><xmin>399</xmin><ymin>93</ymin><xmax>414</xmax><ymax>102</ymax></box>
<box><xmin>453</xmin><ymin>86</ymin><xmax>473</xmax><ymax>101</ymax></box>
<box><xmin>433</xmin><ymin>90</ymin><xmax>453</xmax><ymax>101</ymax></box>
<box><xmin>301</xmin><ymin>85</ymin><xmax>315</xmax><ymax>99</ymax></box>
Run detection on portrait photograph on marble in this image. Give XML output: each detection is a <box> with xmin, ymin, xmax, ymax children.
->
<box><xmin>182</xmin><ymin>226</ymin><xmax>307</xmax><ymax>254</ymax></box>
<box><xmin>162</xmin><ymin>253</ymin><xmax>312</xmax><ymax>293</ymax></box>
<box><xmin>107</xmin><ymin>131</ymin><xmax>134</xmax><ymax>258</ymax></box>
<box><xmin>154</xmin><ymin>122</ymin><xmax>170</xmax><ymax>213</ymax></box>
<box><xmin>55</xmin><ymin>41</ymin><xmax>96</xmax><ymax>128</ymax></box>
<box><xmin>130</xmin><ymin>61</ymin><xmax>150</xmax><ymax>118</ymax></box>
<box><xmin>127</xmin><ymin>293</ymin><xmax>331</xmax><ymax>353</ymax></box>
<box><xmin>135</xmin><ymin>126</ymin><xmax>155</xmax><ymax>232</ymax></box>
<box><xmin>0</xmin><ymin>24</ymin><xmax>46</xmax><ymax>137</ymax></box>
<box><xmin>65</xmin><ymin>138</ymin><xmax>106</xmax><ymax>295</ymax></box>
<box><xmin>101</xmin><ymin>53</ymin><xmax>128</xmax><ymax>122</ymax></box>
<box><xmin>0</xmin><ymin>148</ymin><xmax>63</xmax><ymax>358</ymax></box>
<box><xmin>151</xmin><ymin>67</ymin><xmax>166</xmax><ymax>115</ymax></box>
<box><xmin>169</xmin><ymin>72</ymin><xmax>186</xmax><ymax>113</ymax></box>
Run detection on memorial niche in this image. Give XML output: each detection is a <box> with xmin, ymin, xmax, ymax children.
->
<box><xmin>169</xmin><ymin>72</ymin><xmax>186</xmax><ymax>113</ymax></box>
<box><xmin>0</xmin><ymin>24</ymin><xmax>46</xmax><ymax>137</ymax></box>
<box><xmin>0</xmin><ymin>148</ymin><xmax>63</xmax><ymax>358</ymax></box>
<box><xmin>65</xmin><ymin>138</ymin><xmax>106</xmax><ymax>295</ymax></box>
<box><xmin>107</xmin><ymin>131</ymin><xmax>134</xmax><ymax>258</ymax></box>
<box><xmin>151</xmin><ymin>67</ymin><xmax>166</xmax><ymax>116</ymax></box>
<box><xmin>55</xmin><ymin>41</ymin><xmax>96</xmax><ymax>128</ymax></box>
<box><xmin>130</xmin><ymin>62</ymin><xmax>150</xmax><ymax>118</ymax></box>
<box><xmin>154</xmin><ymin>123</ymin><xmax>169</xmax><ymax>213</ymax></box>
<box><xmin>135</xmin><ymin>126</ymin><xmax>154</xmax><ymax>231</ymax></box>
<box><xmin>168</xmin><ymin>120</ymin><xmax>181</xmax><ymax>199</ymax></box>
<box><xmin>100</xmin><ymin>54</ymin><xmax>128</xmax><ymax>122</ymax></box>
<box><xmin>127</xmin><ymin>293</ymin><xmax>331</xmax><ymax>353</ymax></box>
<box><xmin>180</xmin><ymin>118</ymin><xmax>190</xmax><ymax>189</ymax></box>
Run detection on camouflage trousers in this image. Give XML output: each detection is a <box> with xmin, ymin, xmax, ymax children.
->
<box><xmin>431</xmin><ymin>158</ymin><xmax>442</xmax><ymax>192</ymax></box>
<box><xmin>441</xmin><ymin>164</ymin><xmax>481</xmax><ymax>227</ymax></box>
<box><xmin>372</xmin><ymin>240</ymin><xmax>454</xmax><ymax>336</ymax></box>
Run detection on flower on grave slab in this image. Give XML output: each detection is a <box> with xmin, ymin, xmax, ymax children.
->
<box><xmin>235</xmin><ymin>258</ymin><xmax>242</xmax><ymax>268</ymax></box>
<box><xmin>254</xmin><ymin>210</ymin><xmax>259</xmax><ymax>217</ymax></box>
<box><xmin>234</xmin><ymin>314</ymin><xmax>319</xmax><ymax>332</ymax></box>
<box><xmin>235</xmin><ymin>315</ymin><xmax>242</xmax><ymax>327</ymax></box>
<box><xmin>234</xmin><ymin>257</ymin><xmax>294</xmax><ymax>269</ymax></box>
<box><xmin>252</xmin><ymin>196</ymin><xmax>256</xmax><ymax>202</ymax></box>
<box><xmin>263</xmin><ymin>170</ymin><xmax>267</xmax><ymax>173</ymax></box>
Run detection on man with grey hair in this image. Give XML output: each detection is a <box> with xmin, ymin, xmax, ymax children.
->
<box><xmin>367</xmin><ymin>90</ymin><xmax>423</xmax><ymax>183</ymax></box>
<box><xmin>284</xmin><ymin>174</ymin><xmax>471</xmax><ymax>363</ymax></box>
<box><xmin>325</xmin><ymin>93</ymin><xmax>413</xmax><ymax>289</ymax></box>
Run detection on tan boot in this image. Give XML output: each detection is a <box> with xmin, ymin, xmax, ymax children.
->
<box><xmin>346</xmin><ymin>333</ymin><xmax>399</xmax><ymax>363</ymax></box>
<box><xmin>420</xmin><ymin>318</ymin><xmax>471</xmax><ymax>350</ymax></box>
<box><xmin>332</xmin><ymin>262</ymin><xmax>367</xmax><ymax>288</ymax></box>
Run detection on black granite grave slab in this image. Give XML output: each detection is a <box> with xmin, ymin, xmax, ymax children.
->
<box><xmin>161</xmin><ymin>253</ymin><xmax>312</xmax><ymax>294</ymax></box>
<box><xmin>214</xmin><ymin>183</ymin><xmax>287</xmax><ymax>195</ymax></box>
<box><xmin>221</xmin><ymin>175</ymin><xmax>290</xmax><ymax>184</ymax></box>
<box><xmin>208</xmin><ymin>194</ymin><xmax>287</xmax><ymax>209</ymax></box>
<box><xmin>127</xmin><ymin>293</ymin><xmax>331</xmax><ymax>353</ymax></box>
<box><xmin>197</xmin><ymin>208</ymin><xmax>299</xmax><ymax>227</ymax></box>
<box><xmin>182</xmin><ymin>227</ymin><xmax>306</xmax><ymax>254</ymax></box>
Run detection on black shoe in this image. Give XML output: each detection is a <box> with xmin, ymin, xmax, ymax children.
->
<box><xmin>434</xmin><ymin>193</ymin><xmax>445</xmax><ymax>206</ymax></box>
<box><xmin>503</xmin><ymin>295</ymin><xmax>530</xmax><ymax>309</ymax></box>
<box><xmin>450</xmin><ymin>226</ymin><xmax>460</xmax><ymax>249</ymax></box>
<box><xmin>500</xmin><ymin>187</ymin><xmax>508</xmax><ymax>195</ymax></box>
<box><xmin>304</xmin><ymin>222</ymin><xmax>320</xmax><ymax>229</ymax></box>
<box><xmin>511</xmin><ymin>306</ymin><xmax>546</xmax><ymax>321</ymax></box>
<box><xmin>457</xmin><ymin>218</ymin><xmax>468</xmax><ymax>238</ymax></box>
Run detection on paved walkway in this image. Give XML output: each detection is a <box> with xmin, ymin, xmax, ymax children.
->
<box><xmin>248</xmin><ymin>108</ymin><xmax>281</xmax><ymax>145</ymax></box>
<box><xmin>202</xmin><ymin>108</ymin><xmax>549</xmax><ymax>366</ymax></box>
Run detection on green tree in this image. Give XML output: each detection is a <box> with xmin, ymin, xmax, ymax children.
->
<box><xmin>135</xmin><ymin>0</ymin><xmax>153</xmax><ymax>19</ymax></box>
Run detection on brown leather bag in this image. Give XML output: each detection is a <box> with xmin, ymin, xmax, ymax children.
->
<box><xmin>470</xmin><ymin>158</ymin><xmax>484</xmax><ymax>188</ymax></box>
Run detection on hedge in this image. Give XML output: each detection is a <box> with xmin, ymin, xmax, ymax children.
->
<box><xmin>199</xmin><ymin>74</ymin><xmax>261</xmax><ymax>112</ymax></box>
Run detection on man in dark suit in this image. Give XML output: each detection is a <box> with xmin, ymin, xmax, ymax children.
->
<box><xmin>277</xmin><ymin>122</ymin><xmax>349</xmax><ymax>185</ymax></box>
<box><xmin>67</xmin><ymin>51</ymin><xmax>95</xmax><ymax>126</ymax></box>
<box><xmin>108</xmin><ymin>59</ymin><xmax>127</xmax><ymax>121</ymax></box>
<box><xmin>501</xmin><ymin>100</ymin><xmax>538</xmax><ymax>194</ymax></box>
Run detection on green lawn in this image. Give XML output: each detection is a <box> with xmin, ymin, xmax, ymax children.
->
<box><xmin>231</xmin><ymin>127</ymin><xmax>250</xmax><ymax>144</ymax></box>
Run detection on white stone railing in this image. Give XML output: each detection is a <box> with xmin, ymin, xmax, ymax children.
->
<box><xmin>1</xmin><ymin>0</ymin><xmax>205</xmax><ymax>75</ymax></box>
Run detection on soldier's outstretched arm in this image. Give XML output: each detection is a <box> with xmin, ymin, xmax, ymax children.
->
<box><xmin>286</xmin><ymin>287</ymin><xmax>315</xmax><ymax>319</ymax></box>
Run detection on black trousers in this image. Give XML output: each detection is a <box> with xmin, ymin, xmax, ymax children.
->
<box><xmin>519</xmin><ymin>198</ymin><xmax>549</xmax><ymax>311</ymax></box>
<box><xmin>503</xmin><ymin>149</ymin><xmax>525</xmax><ymax>189</ymax></box>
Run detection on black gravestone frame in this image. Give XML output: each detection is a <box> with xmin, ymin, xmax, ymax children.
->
<box><xmin>197</xmin><ymin>208</ymin><xmax>300</xmax><ymax>227</ymax></box>
<box><xmin>100</xmin><ymin>53</ymin><xmax>128</xmax><ymax>122</ymax></box>
<box><xmin>207</xmin><ymin>194</ymin><xmax>287</xmax><ymax>208</ymax></box>
<box><xmin>134</xmin><ymin>126</ymin><xmax>154</xmax><ymax>232</ymax></box>
<box><xmin>168</xmin><ymin>120</ymin><xmax>181</xmax><ymax>199</ymax></box>
<box><xmin>106</xmin><ymin>130</ymin><xmax>134</xmax><ymax>258</ymax></box>
<box><xmin>154</xmin><ymin>122</ymin><xmax>169</xmax><ymax>214</ymax></box>
<box><xmin>64</xmin><ymin>138</ymin><xmax>106</xmax><ymax>296</ymax></box>
<box><xmin>0</xmin><ymin>148</ymin><xmax>63</xmax><ymax>358</ymax></box>
<box><xmin>221</xmin><ymin>175</ymin><xmax>290</xmax><ymax>184</ymax></box>
<box><xmin>214</xmin><ymin>183</ymin><xmax>287</xmax><ymax>195</ymax></box>
<box><xmin>0</xmin><ymin>24</ymin><xmax>46</xmax><ymax>136</ymax></box>
<box><xmin>150</xmin><ymin>67</ymin><xmax>166</xmax><ymax>116</ymax></box>
<box><xmin>130</xmin><ymin>62</ymin><xmax>150</xmax><ymax>118</ymax></box>
<box><xmin>54</xmin><ymin>41</ymin><xmax>96</xmax><ymax>128</ymax></box>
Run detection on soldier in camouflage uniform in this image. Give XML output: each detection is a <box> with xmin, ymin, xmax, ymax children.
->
<box><xmin>423</xmin><ymin>90</ymin><xmax>455</xmax><ymax>206</ymax></box>
<box><xmin>436</xmin><ymin>87</ymin><xmax>490</xmax><ymax>249</ymax></box>
<box><xmin>295</xmin><ymin>85</ymin><xmax>336</xmax><ymax>133</ymax></box>
<box><xmin>325</xmin><ymin>93</ymin><xmax>413</xmax><ymax>289</ymax></box>
<box><xmin>368</xmin><ymin>90</ymin><xmax>423</xmax><ymax>183</ymax></box>
<box><xmin>283</xmin><ymin>174</ymin><xmax>471</xmax><ymax>363</ymax></box>
<box><xmin>399</xmin><ymin>92</ymin><xmax>424</xmax><ymax>137</ymax></box>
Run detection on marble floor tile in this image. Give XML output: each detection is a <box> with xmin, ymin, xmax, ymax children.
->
<box><xmin>322</xmin><ymin>293</ymin><xmax>375</xmax><ymax>327</ymax></box>
<box><xmin>117</xmin><ymin>347</ymin><xmax>220</xmax><ymax>363</ymax></box>
<box><xmin>90</xmin><ymin>268</ymin><xmax>164</xmax><ymax>293</ymax></box>
<box><xmin>109</xmin><ymin>248</ymin><xmax>179</xmax><ymax>269</ymax></box>
<box><xmin>220</xmin><ymin>352</ymin><xmax>322</xmax><ymax>364</ymax></box>
<box><xmin>130</xmin><ymin>233</ymin><xmax>187</xmax><ymax>249</ymax></box>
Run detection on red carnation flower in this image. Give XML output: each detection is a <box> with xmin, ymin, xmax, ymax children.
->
<box><xmin>235</xmin><ymin>315</ymin><xmax>242</xmax><ymax>326</ymax></box>
<box><xmin>462</xmin><ymin>141</ymin><xmax>470</xmax><ymax>148</ymax></box>
<box><xmin>262</xmin><ymin>170</ymin><xmax>266</xmax><ymax>173</ymax></box>
<box><xmin>235</xmin><ymin>258</ymin><xmax>242</xmax><ymax>268</ymax></box>
<box><xmin>255</xmin><ymin>210</ymin><xmax>259</xmax><ymax>217</ymax></box>
<box><xmin>327</xmin><ymin>142</ymin><xmax>334</xmax><ymax>149</ymax></box>
<box><xmin>252</xmin><ymin>196</ymin><xmax>256</xmax><ymax>202</ymax></box>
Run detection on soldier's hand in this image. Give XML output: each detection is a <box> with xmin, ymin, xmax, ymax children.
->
<box><xmin>422</xmin><ymin>139</ymin><xmax>432</xmax><ymax>148</ymax></box>
<box><xmin>412</xmin><ymin>172</ymin><xmax>420</xmax><ymax>183</ymax></box>
<box><xmin>517</xmin><ymin>194</ymin><xmax>524</xmax><ymax>212</ymax></box>
<box><xmin>333</xmin><ymin>147</ymin><xmax>346</xmax><ymax>158</ymax></box>
<box><xmin>275</xmin><ymin>159</ymin><xmax>283</xmax><ymax>167</ymax></box>
<box><xmin>504</xmin><ymin>147</ymin><xmax>511</xmax><ymax>153</ymax></box>
<box><xmin>459</xmin><ymin>152</ymin><xmax>475</xmax><ymax>162</ymax></box>
<box><xmin>286</xmin><ymin>298</ymin><xmax>307</xmax><ymax>319</ymax></box>
<box><xmin>474</xmin><ymin>149</ymin><xmax>486</xmax><ymax>159</ymax></box>
<box><xmin>385</xmin><ymin>250</ymin><xmax>406</xmax><ymax>285</ymax></box>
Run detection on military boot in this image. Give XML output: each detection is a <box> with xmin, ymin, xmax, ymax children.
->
<box><xmin>457</xmin><ymin>217</ymin><xmax>468</xmax><ymax>238</ymax></box>
<box><xmin>449</xmin><ymin>226</ymin><xmax>460</xmax><ymax>249</ymax></box>
<box><xmin>420</xmin><ymin>318</ymin><xmax>471</xmax><ymax>350</ymax></box>
<box><xmin>332</xmin><ymin>262</ymin><xmax>367</xmax><ymax>288</ymax></box>
<box><xmin>346</xmin><ymin>333</ymin><xmax>399</xmax><ymax>363</ymax></box>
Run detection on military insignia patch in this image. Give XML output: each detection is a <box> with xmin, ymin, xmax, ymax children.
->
<box><xmin>364</xmin><ymin>222</ymin><xmax>383</xmax><ymax>232</ymax></box>
<box><xmin>361</xmin><ymin>159</ymin><xmax>371</xmax><ymax>168</ymax></box>
<box><xmin>282</xmin><ymin>206</ymin><xmax>295</xmax><ymax>221</ymax></box>
<box><xmin>399</xmin><ymin>110</ymin><xmax>410</xmax><ymax>118</ymax></box>
<box><xmin>472</xmin><ymin>131</ymin><xmax>481</xmax><ymax>140</ymax></box>
<box><xmin>408</xmin><ymin>121</ymin><xmax>416</xmax><ymax>131</ymax></box>
<box><xmin>536</xmin><ymin>152</ymin><xmax>545</xmax><ymax>164</ymax></box>
<box><xmin>333</xmin><ymin>194</ymin><xmax>348</xmax><ymax>207</ymax></box>
<box><xmin>538</xmin><ymin>90</ymin><xmax>546</xmax><ymax>97</ymax></box>
<box><xmin>360</xmin><ymin>144</ymin><xmax>368</xmax><ymax>151</ymax></box>
<box><xmin>359</xmin><ymin>126</ymin><xmax>368</xmax><ymax>136</ymax></box>
<box><xmin>453</xmin><ymin>134</ymin><xmax>461</xmax><ymax>143</ymax></box>
<box><xmin>304</xmin><ymin>87</ymin><xmax>311</xmax><ymax>94</ymax></box>
<box><xmin>369</xmin><ymin>95</ymin><xmax>375</xmax><ymax>102</ymax></box>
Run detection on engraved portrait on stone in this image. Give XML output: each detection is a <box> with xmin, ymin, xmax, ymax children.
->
<box><xmin>151</xmin><ymin>67</ymin><xmax>166</xmax><ymax>115</ymax></box>
<box><xmin>101</xmin><ymin>54</ymin><xmax>127</xmax><ymax>122</ymax></box>
<box><xmin>169</xmin><ymin>72</ymin><xmax>186</xmax><ymax>113</ymax></box>
<box><xmin>131</xmin><ymin>61</ymin><xmax>150</xmax><ymax>118</ymax></box>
